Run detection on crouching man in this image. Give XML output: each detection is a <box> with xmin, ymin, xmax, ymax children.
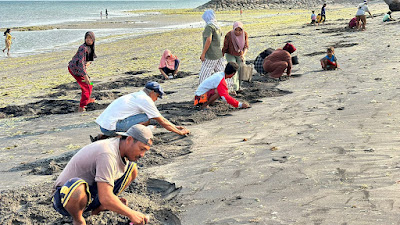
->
<box><xmin>194</xmin><ymin>62</ymin><xmax>250</xmax><ymax>109</ymax></box>
<box><xmin>52</xmin><ymin>124</ymin><xmax>152</xmax><ymax>225</ymax></box>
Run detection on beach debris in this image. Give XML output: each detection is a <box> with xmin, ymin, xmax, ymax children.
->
<box><xmin>243</xmin><ymin>138</ymin><xmax>248</xmax><ymax>142</ymax></box>
<box><xmin>270</xmin><ymin>146</ymin><xmax>278</xmax><ymax>151</ymax></box>
<box><xmin>337</xmin><ymin>107</ymin><xmax>345</xmax><ymax>110</ymax></box>
<box><xmin>146</xmin><ymin>178</ymin><xmax>182</xmax><ymax>201</ymax></box>
<box><xmin>272</xmin><ymin>156</ymin><xmax>287</xmax><ymax>163</ymax></box>
<box><xmin>363</xmin><ymin>148</ymin><xmax>375</xmax><ymax>153</ymax></box>
<box><xmin>374</xmin><ymin>77</ymin><xmax>382</xmax><ymax>81</ymax></box>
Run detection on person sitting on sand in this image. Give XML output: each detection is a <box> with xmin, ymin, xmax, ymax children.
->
<box><xmin>93</xmin><ymin>81</ymin><xmax>190</xmax><ymax>141</ymax></box>
<box><xmin>356</xmin><ymin>0</ymin><xmax>373</xmax><ymax>31</ymax></box>
<box><xmin>159</xmin><ymin>49</ymin><xmax>180</xmax><ymax>80</ymax></box>
<box><xmin>383</xmin><ymin>11</ymin><xmax>395</xmax><ymax>22</ymax></box>
<box><xmin>194</xmin><ymin>62</ymin><xmax>250</xmax><ymax>110</ymax></box>
<box><xmin>254</xmin><ymin>48</ymin><xmax>275</xmax><ymax>74</ymax></box>
<box><xmin>311</xmin><ymin>11</ymin><xmax>317</xmax><ymax>25</ymax></box>
<box><xmin>52</xmin><ymin>124</ymin><xmax>152</xmax><ymax>225</ymax></box>
<box><xmin>263</xmin><ymin>43</ymin><xmax>296</xmax><ymax>79</ymax></box>
<box><xmin>68</xmin><ymin>31</ymin><xmax>96</xmax><ymax>112</ymax></box>
<box><xmin>2</xmin><ymin>28</ymin><xmax>14</xmax><ymax>57</ymax></box>
<box><xmin>222</xmin><ymin>21</ymin><xmax>249</xmax><ymax>93</ymax></box>
<box><xmin>320</xmin><ymin>47</ymin><xmax>338</xmax><ymax>70</ymax></box>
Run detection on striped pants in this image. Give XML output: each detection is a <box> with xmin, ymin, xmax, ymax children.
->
<box><xmin>199</xmin><ymin>58</ymin><xmax>234</xmax><ymax>90</ymax></box>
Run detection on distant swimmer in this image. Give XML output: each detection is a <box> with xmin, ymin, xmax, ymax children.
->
<box><xmin>92</xmin><ymin>81</ymin><xmax>190</xmax><ymax>141</ymax></box>
<box><xmin>68</xmin><ymin>31</ymin><xmax>97</xmax><ymax>112</ymax></box>
<box><xmin>52</xmin><ymin>124</ymin><xmax>152</xmax><ymax>225</ymax></box>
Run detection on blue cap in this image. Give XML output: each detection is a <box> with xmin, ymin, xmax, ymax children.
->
<box><xmin>145</xmin><ymin>81</ymin><xmax>164</xmax><ymax>99</ymax></box>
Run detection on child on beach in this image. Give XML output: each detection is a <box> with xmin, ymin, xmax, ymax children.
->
<box><xmin>316</xmin><ymin>13</ymin><xmax>322</xmax><ymax>24</ymax></box>
<box><xmin>320</xmin><ymin>47</ymin><xmax>338</xmax><ymax>70</ymax></box>
<box><xmin>159</xmin><ymin>49</ymin><xmax>180</xmax><ymax>79</ymax></box>
<box><xmin>349</xmin><ymin>17</ymin><xmax>357</xmax><ymax>29</ymax></box>
<box><xmin>311</xmin><ymin>11</ymin><xmax>316</xmax><ymax>25</ymax></box>
<box><xmin>383</xmin><ymin>11</ymin><xmax>395</xmax><ymax>22</ymax></box>
<box><xmin>2</xmin><ymin>29</ymin><xmax>14</xmax><ymax>57</ymax></box>
<box><xmin>68</xmin><ymin>31</ymin><xmax>96</xmax><ymax>112</ymax></box>
<box><xmin>321</xmin><ymin>3</ymin><xmax>327</xmax><ymax>23</ymax></box>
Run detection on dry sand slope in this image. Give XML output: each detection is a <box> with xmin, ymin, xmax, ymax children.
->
<box><xmin>146</xmin><ymin>13</ymin><xmax>400</xmax><ymax>225</ymax></box>
<box><xmin>2</xmin><ymin>3</ymin><xmax>400</xmax><ymax>225</ymax></box>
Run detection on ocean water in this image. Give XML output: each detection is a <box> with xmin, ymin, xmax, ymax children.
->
<box><xmin>0</xmin><ymin>1</ymin><xmax>209</xmax><ymax>58</ymax></box>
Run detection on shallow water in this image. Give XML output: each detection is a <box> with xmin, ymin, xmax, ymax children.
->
<box><xmin>0</xmin><ymin>0</ymin><xmax>208</xmax><ymax>58</ymax></box>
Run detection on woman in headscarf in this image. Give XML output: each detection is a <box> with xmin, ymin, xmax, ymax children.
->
<box><xmin>263</xmin><ymin>43</ymin><xmax>296</xmax><ymax>79</ymax></box>
<box><xmin>199</xmin><ymin>10</ymin><xmax>226</xmax><ymax>85</ymax></box>
<box><xmin>159</xmin><ymin>49</ymin><xmax>180</xmax><ymax>79</ymax></box>
<box><xmin>222</xmin><ymin>21</ymin><xmax>249</xmax><ymax>93</ymax></box>
<box><xmin>68</xmin><ymin>31</ymin><xmax>97</xmax><ymax>112</ymax></box>
<box><xmin>2</xmin><ymin>29</ymin><xmax>14</xmax><ymax>57</ymax></box>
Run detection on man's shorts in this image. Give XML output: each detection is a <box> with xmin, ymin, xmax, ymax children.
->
<box><xmin>194</xmin><ymin>89</ymin><xmax>216</xmax><ymax>106</ymax></box>
<box><xmin>52</xmin><ymin>162</ymin><xmax>137</xmax><ymax>216</ymax></box>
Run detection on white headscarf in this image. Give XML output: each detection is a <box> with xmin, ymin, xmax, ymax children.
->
<box><xmin>202</xmin><ymin>9</ymin><xmax>219</xmax><ymax>29</ymax></box>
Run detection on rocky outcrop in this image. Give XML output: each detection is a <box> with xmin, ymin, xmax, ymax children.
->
<box><xmin>383</xmin><ymin>0</ymin><xmax>400</xmax><ymax>11</ymax></box>
<box><xmin>196</xmin><ymin>0</ymin><xmax>379</xmax><ymax>11</ymax></box>
<box><xmin>197</xmin><ymin>0</ymin><xmax>322</xmax><ymax>10</ymax></box>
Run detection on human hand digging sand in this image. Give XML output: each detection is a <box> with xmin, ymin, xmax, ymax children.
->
<box><xmin>130</xmin><ymin>214</ymin><xmax>150</xmax><ymax>225</ymax></box>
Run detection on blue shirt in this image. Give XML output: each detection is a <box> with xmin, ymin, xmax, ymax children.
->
<box><xmin>324</xmin><ymin>55</ymin><xmax>336</xmax><ymax>62</ymax></box>
<box><xmin>321</xmin><ymin>6</ymin><xmax>326</xmax><ymax>15</ymax></box>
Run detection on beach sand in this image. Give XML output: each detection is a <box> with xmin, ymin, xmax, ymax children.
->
<box><xmin>1</xmin><ymin>2</ymin><xmax>400</xmax><ymax>224</ymax></box>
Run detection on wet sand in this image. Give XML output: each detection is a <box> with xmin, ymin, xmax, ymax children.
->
<box><xmin>1</xmin><ymin>2</ymin><xmax>399</xmax><ymax>224</ymax></box>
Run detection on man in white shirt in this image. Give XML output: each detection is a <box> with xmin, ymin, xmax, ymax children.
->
<box><xmin>356</xmin><ymin>0</ymin><xmax>373</xmax><ymax>30</ymax></box>
<box><xmin>93</xmin><ymin>81</ymin><xmax>189</xmax><ymax>141</ymax></box>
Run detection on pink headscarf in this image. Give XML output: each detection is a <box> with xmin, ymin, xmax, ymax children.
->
<box><xmin>230</xmin><ymin>21</ymin><xmax>245</xmax><ymax>53</ymax></box>
<box><xmin>159</xmin><ymin>49</ymin><xmax>177</xmax><ymax>70</ymax></box>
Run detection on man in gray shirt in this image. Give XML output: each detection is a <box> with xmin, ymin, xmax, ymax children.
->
<box><xmin>52</xmin><ymin>124</ymin><xmax>152</xmax><ymax>225</ymax></box>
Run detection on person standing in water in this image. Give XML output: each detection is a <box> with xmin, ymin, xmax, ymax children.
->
<box><xmin>68</xmin><ymin>31</ymin><xmax>97</xmax><ymax>112</ymax></box>
<box><xmin>2</xmin><ymin>29</ymin><xmax>14</xmax><ymax>57</ymax></box>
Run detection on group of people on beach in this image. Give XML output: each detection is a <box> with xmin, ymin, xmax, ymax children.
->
<box><xmin>51</xmin><ymin>7</ymin><xmax>305</xmax><ymax>224</ymax></box>
<box><xmin>36</xmin><ymin>1</ymin><xmax>389</xmax><ymax>223</ymax></box>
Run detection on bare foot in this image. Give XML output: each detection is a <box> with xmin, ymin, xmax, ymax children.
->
<box><xmin>78</xmin><ymin>107</ymin><xmax>86</xmax><ymax>112</ymax></box>
<box><xmin>91</xmin><ymin>204</ymin><xmax>106</xmax><ymax>215</ymax></box>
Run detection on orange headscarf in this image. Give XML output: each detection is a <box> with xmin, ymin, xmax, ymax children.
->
<box><xmin>159</xmin><ymin>49</ymin><xmax>178</xmax><ymax>70</ymax></box>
